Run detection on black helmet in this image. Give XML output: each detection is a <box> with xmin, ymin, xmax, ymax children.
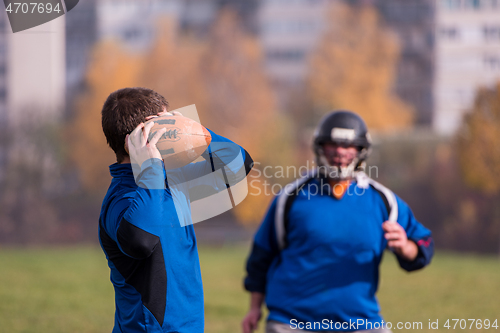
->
<box><xmin>313</xmin><ymin>110</ymin><xmax>372</xmax><ymax>178</ymax></box>
<box><xmin>313</xmin><ymin>110</ymin><xmax>371</xmax><ymax>151</ymax></box>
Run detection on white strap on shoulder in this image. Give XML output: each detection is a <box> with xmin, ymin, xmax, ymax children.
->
<box><xmin>274</xmin><ymin>170</ymin><xmax>316</xmax><ymax>250</ymax></box>
<box><xmin>356</xmin><ymin>171</ymin><xmax>398</xmax><ymax>222</ymax></box>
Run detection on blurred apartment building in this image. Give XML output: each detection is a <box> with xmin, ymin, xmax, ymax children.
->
<box><xmin>65</xmin><ymin>0</ymin><xmax>97</xmax><ymax>112</ymax></box>
<box><xmin>258</xmin><ymin>0</ymin><xmax>328</xmax><ymax>84</ymax></box>
<box><xmin>258</xmin><ymin>0</ymin><xmax>436</xmax><ymax>126</ymax></box>
<box><xmin>0</xmin><ymin>11</ymin><xmax>65</xmax><ymax>127</ymax></box>
<box><xmin>0</xmin><ymin>11</ymin><xmax>7</xmax><ymax>180</ymax></box>
<box><xmin>372</xmin><ymin>0</ymin><xmax>436</xmax><ymax>126</ymax></box>
<box><xmin>257</xmin><ymin>0</ymin><xmax>328</xmax><ymax>102</ymax></box>
<box><xmin>434</xmin><ymin>0</ymin><xmax>500</xmax><ymax>135</ymax></box>
<box><xmin>65</xmin><ymin>0</ymin><xmax>223</xmax><ymax>108</ymax></box>
<box><xmin>259</xmin><ymin>0</ymin><xmax>500</xmax><ymax>134</ymax></box>
<box><xmin>0</xmin><ymin>11</ymin><xmax>65</xmax><ymax>185</ymax></box>
<box><xmin>65</xmin><ymin>0</ymin><xmax>180</xmax><ymax>109</ymax></box>
<box><xmin>3</xmin><ymin>0</ymin><xmax>494</xmax><ymax>136</ymax></box>
<box><xmin>97</xmin><ymin>0</ymin><xmax>182</xmax><ymax>51</ymax></box>
<box><xmin>0</xmin><ymin>0</ymin><xmax>215</xmax><ymax>127</ymax></box>
<box><xmin>0</xmin><ymin>13</ymin><xmax>8</xmax><ymax>129</ymax></box>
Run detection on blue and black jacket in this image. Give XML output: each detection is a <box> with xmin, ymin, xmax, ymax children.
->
<box><xmin>244</xmin><ymin>172</ymin><xmax>434</xmax><ymax>331</ymax></box>
<box><xmin>99</xmin><ymin>130</ymin><xmax>253</xmax><ymax>333</ymax></box>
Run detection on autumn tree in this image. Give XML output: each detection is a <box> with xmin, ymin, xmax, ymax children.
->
<box><xmin>199</xmin><ymin>10</ymin><xmax>277</xmax><ymax>154</ymax></box>
<box><xmin>68</xmin><ymin>41</ymin><xmax>143</xmax><ymax>193</ymax></box>
<box><xmin>307</xmin><ymin>2</ymin><xmax>413</xmax><ymax>131</ymax></box>
<box><xmin>199</xmin><ymin>9</ymin><xmax>292</xmax><ymax>223</ymax></box>
<box><xmin>457</xmin><ymin>82</ymin><xmax>500</xmax><ymax>194</ymax></box>
<box><xmin>139</xmin><ymin>18</ymin><xmax>208</xmax><ymax>112</ymax></box>
<box><xmin>68</xmin><ymin>12</ymin><xmax>291</xmax><ymax>224</ymax></box>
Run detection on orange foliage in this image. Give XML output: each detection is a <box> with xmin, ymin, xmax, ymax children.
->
<box><xmin>199</xmin><ymin>10</ymin><xmax>276</xmax><ymax>154</ymax></box>
<box><xmin>68</xmin><ymin>41</ymin><xmax>143</xmax><ymax>192</ymax></box>
<box><xmin>199</xmin><ymin>10</ymin><xmax>288</xmax><ymax>224</ymax></box>
<box><xmin>139</xmin><ymin>18</ymin><xmax>208</xmax><ymax>112</ymax></box>
<box><xmin>69</xmin><ymin>13</ymin><xmax>290</xmax><ymax>224</ymax></box>
<box><xmin>308</xmin><ymin>3</ymin><xmax>413</xmax><ymax>131</ymax></box>
<box><xmin>457</xmin><ymin>82</ymin><xmax>500</xmax><ymax>194</ymax></box>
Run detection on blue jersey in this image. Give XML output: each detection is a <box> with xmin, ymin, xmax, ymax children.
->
<box><xmin>244</xmin><ymin>174</ymin><xmax>433</xmax><ymax>331</ymax></box>
<box><xmin>99</xmin><ymin>130</ymin><xmax>252</xmax><ymax>333</ymax></box>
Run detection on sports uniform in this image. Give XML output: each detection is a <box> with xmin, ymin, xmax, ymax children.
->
<box><xmin>99</xmin><ymin>130</ymin><xmax>253</xmax><ymax>333</ymax></box>
<box><xmin>243</xmin><ymin>111</ymin><xmax>434</xmax><ymax>333</ymax></box>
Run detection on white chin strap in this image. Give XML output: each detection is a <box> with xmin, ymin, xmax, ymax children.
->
<box><xmin>317</xmin><ymin>155</ymin><xmax>359</xmax><ymax>180</ymax></box>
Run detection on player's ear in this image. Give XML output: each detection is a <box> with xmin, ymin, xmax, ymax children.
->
<box><xmin>124</xmin><ymin>134</ymin><xmax>130</xmax><ymax>154</ymax></box>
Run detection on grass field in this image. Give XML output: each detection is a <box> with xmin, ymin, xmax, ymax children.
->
<box><xmin>0</xmin><ymin>245</ymin><xmax>498</xmax><ymax>333</ymax></box>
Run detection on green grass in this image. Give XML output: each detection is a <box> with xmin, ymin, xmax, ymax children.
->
<box><xmin>0</xmin><ymin>246</ymin><xmax>498</xmax><ymax>332</ymax></box>
<box><xmin>0</xmin><ymin>247</ymin><xmax>114</xmax><ymax>333</ymax></box>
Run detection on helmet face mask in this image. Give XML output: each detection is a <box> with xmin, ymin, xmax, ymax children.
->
<box><xmin>316</xmin><ymin>148</ymin><xmax>363</xmax><ymax>180</ymax></box>
<box><xmin>313</xmin><ymin>111</ymin><xmax>371</xmax><ymax>180</ymax></box>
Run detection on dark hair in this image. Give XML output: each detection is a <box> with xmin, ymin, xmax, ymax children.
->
<box><xmin>101</xmin><ymin>87</ymin><xmax>169</xmax><ymax>163</ymax></box>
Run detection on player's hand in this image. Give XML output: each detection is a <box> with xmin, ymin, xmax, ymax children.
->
<box><xmin>145</xmin><ymin>110</ymin><xmax>182</xmax><ymax>121</ymax></box>
<box><xmin>382</xmin><ymin>221</ymin><xmax>418</xmax><ymax>261</ymax></box>
<box><xmin>126</xmin><ymin>121</ymin><xmax>166</xmax><ymax>168</ymax></box>
<box><xmin>242</xmin><ymin>308</ymin><xmax>262</xmax><ymax>333</ymax></box>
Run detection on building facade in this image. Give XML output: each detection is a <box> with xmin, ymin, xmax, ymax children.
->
<box><xmin>65</xmin><ymin>0</ymin><xmax>97</xmax><ymax>114</ymax></box>
<box><xmin>373</xmin><ymin>0</ymin><xmax>436</xmax><ymax>126</ymax></box>
<box><xmin>7</xmin><ymin>18</ymin><xmax>65</xmax><ymax>125</ymax></box>
<box><xmin>258</xmin><ymin>0</ymin><xmax>328</xmax><ymax>85</ymax></box>
<box><xmin>0</xmin><ymin>11</ymin><xmax>8</xmax><ymax>129</ymax></box>
<box><xmin>258</xmin><ymin>0</ymin><xmax>437</xmax><ymax>125</ymax></box>
<box><xmin>434</xmin><ymin>0</ymin><xmax>500</xmax><ymax>135</ymax></box>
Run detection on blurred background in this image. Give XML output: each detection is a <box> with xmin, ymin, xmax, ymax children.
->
<box><xmin>1</xmin><ymin>0</ymin><xmax>500</xmax><ymax>253</ymax></box>
<box><xmin>0</xmin><ymin>0</ymin><xmax>499</xmax><ymax>332</ymax></box>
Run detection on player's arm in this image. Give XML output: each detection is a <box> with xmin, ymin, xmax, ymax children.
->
<box><xmin>242</xmin><ymin>292</ymin><xmax>265</xmax><ymax>333</ymax></box>
<box><xmin>382</xmin><ymin>221</ymin><xmax>419</xmax><ymax>261</ymax></box>
<box><xmin>183</xmin><ymin>128</ymin><xmax>254</xmax><ymax>185</ymax></box>
<box><xmin>242</xmin><ymin>197</ymin><xmax>280</xmax><ymax>333</ymax></box>
<box><xmin>384</xmin><ymin>196</ymin><xmax>434</xmax><ymax>271</ymax></box>
<box><xmin>102</xmin><ymin>123</ymin><xmax>167</xmax><ymax>259</ymax></box>
<box><xmin>145</xmin><ymin>111</ymin><xmax>253</xmax><ymax>183</ymax></box>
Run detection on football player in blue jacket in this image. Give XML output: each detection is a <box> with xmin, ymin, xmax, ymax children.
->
<box><xmin>99</xmin><ymin>87</ymin><xmax>253</xmax><ymax>333</ymax></box>
<box><xmin>242</xmin><ymin>111</ymin><xmax>433</xmax><ymax>333</ymax></box>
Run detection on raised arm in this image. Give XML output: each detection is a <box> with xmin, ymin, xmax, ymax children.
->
<box><xmin>182</xmin><ymin>129</ymin><xmax>253</xmax><ymax>184</ymax></box>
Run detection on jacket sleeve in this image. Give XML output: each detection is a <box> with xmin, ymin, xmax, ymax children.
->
<box><xmin>102</xmin><ymin>159</ymin><xmax>166</xmax><ymax>260</ymax></box>
<box><xmin>394</xmin><ymin>195</ymin><xmax>434</xmax><ymax>272</ymax></box>
<box><xmin>244</xmin><ymin>197</ymin><xmax>280</xmax><ymax>293</ymax></box>
<box><xmin>180</xmin><ymin>128</ymin><xmax>254</xmax><ymax>189</ymax></box>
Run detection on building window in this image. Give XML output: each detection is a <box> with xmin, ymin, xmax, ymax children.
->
<box><xmin>440</xmin><ymin>0</ymin><xmax>462</xmax><ymax>10</ymax></box>
<box><xmin>440</xmin><ymin>27</ymin><xmax>459</xmax><ymax>40</ymax></box>
<box><xmin>464</xmin><ymin>0</ymin><xmax>481</xmax><ymax>8</ymax></box>
<box><xmin>262</xmin><ymin>21</ymin><xmax>319</xmax><ymax>34</ymax></box>
<box><xmin>483</xmin><ymin>26</ymin><xmax>500</xmax><ymax>40</ymax></box>
<box><xmin>122</xmin><ymin>27</ymin><xmax>143</xmax><ymax>41</ymax></box>
<box><xmin>266</xmin><ymin>49</ymin><xmax>306</xmax><ymax>62</ymax></box>
<box><xmin>484</xmin><ymin>56</ymin><xmax>500</xmax><ymax>69</ymax></box>
<box><xmin>480</xmin><ymin>0</ymin><xmax>499</xmax><ymax>7</ymax></box>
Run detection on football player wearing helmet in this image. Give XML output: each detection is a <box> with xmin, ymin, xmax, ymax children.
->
<box><xmin>242</xmin><ymin>110</ymin><xmax>434</xmax><ymax>333</ymax></box>
<box><xmin>313</xmin><ymin>110</ymin><xmax>371</xmax><ymax>181</ymax></box>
